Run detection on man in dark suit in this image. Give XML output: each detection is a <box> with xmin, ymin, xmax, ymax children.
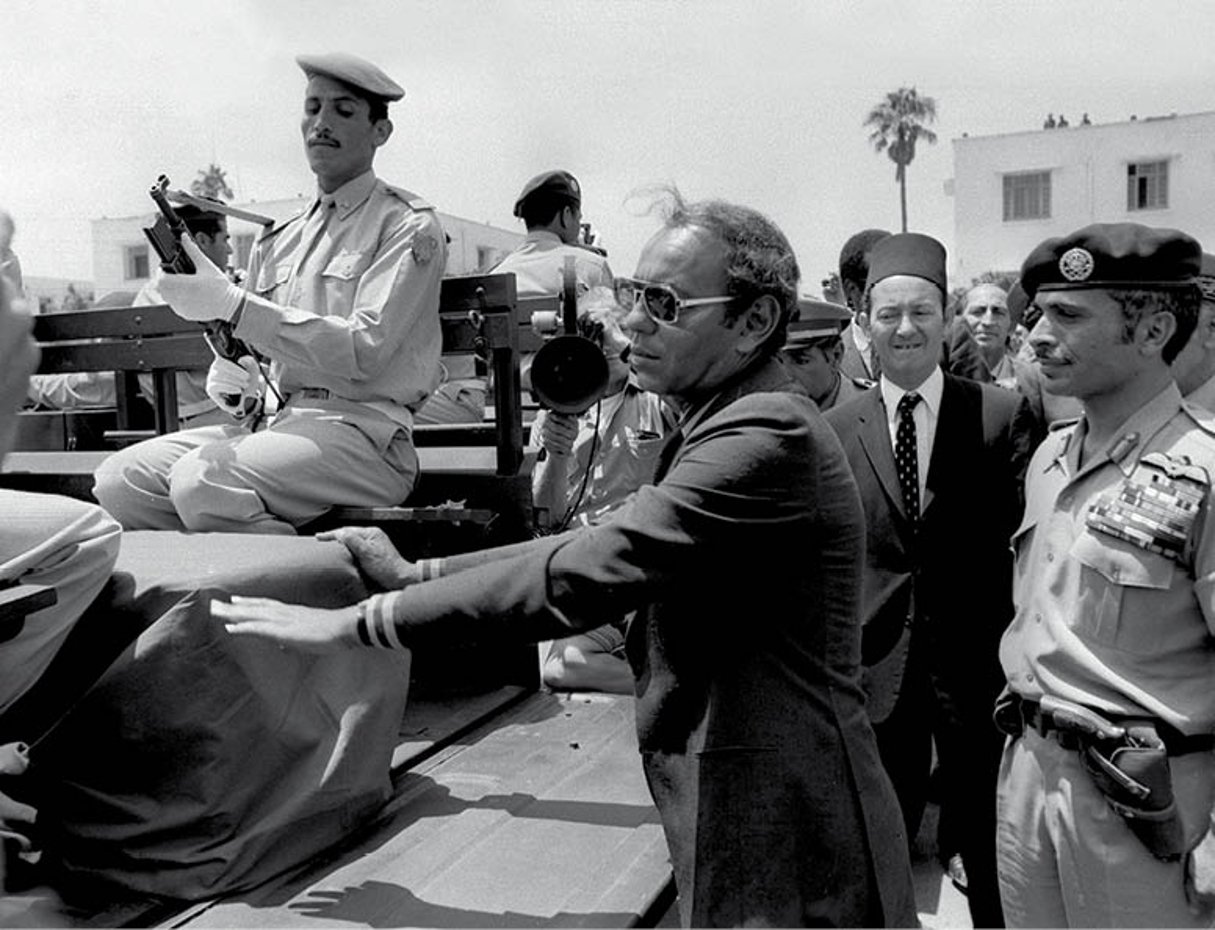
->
<box><xmin>826</xmin><ymin>233</ymin><xmax>1034</xmax><ymax>929</ymax></box>
<box><xmin>215</xmin><ymin>191</ymin><xmax>918</xmax><ymax>927</ymax></box>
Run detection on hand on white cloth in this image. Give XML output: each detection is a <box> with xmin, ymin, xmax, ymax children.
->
<box><xmin>212</xmin><ymin>596</ymin><xmax>360</xmax><ymax>654</ymax></box>
<box><xmin>316</xmin><ymin>526</ymin><xmax>418</xmax><ymax>590</ymax></box>
<box><xmin>1185</xmin><ymin>828</ymin><xmax>1215</xmax><ymax>915</ymax></box>
<box><xmin>205</xmin><ymin>355</ymin><xmax>263</xmax><ymax>419</ymax></box>
<box><xmin>156</xmin><ymin>234</ymin><xmax>243</xmax><ymax>322</ymax></box>
<box><xmin>0</xmin><ymin>742</ymin><xmax>36</xmax><ymax>854</ymax></box>
<box><xmin>537</xmin><ymin>411</ymin><xmax>579</xmax><ymax>457</ymax></box>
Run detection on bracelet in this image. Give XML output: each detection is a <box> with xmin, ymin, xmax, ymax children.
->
<box><xmin>355</xmin><ymin>600</ymin><xmax>374</xmax><ymax>647</ymax></box>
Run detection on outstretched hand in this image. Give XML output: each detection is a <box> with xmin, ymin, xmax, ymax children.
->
<box><xmin>317</xmin><ymin>526</ymin><xmax>417</xmax><ymax>590</ymax></box>
<box><xmin>212</xmin><ymin>596</ymin><xmax>359</xmax><ymax>653</ymax></box>
<box><xmin>1186</xmin><ymin>829</ymin><xmax>1215</xmax><ymax>916</ymax></box>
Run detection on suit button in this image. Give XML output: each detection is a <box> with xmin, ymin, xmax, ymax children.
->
<box><xmin>1046</xmin><ymin>551</ymin><xmax>1055</xmax><ymax>562</ymax></box>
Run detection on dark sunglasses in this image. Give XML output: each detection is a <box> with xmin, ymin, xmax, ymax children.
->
<box><xmin>613</xmin><ymin>277</ymin><xmax>733</xmax><ymax>324</ymax></box>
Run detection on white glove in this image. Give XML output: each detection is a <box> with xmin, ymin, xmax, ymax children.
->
<box><xmin>156</xmin><ymin>234</ymin><xmax>244</xmax><ymax>323</ymax></box>
<box><xmin>206</xmin><ymin>355</ymin><xmax>263</xmax><ymax>419</ymax></box>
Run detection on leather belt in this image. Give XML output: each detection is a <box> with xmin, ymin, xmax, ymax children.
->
<box><xmin>1019</xmin><ymin>699</ymin><xmax>1215</xmax><ymax>756</ymax></box>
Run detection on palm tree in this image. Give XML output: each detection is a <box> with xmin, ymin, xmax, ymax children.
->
<box><xmin>864</xmin><ymin>88</ymin><xmax>938</xmax><ymax>232</ymax></box>
<box><xmin>191</xmin><ymin>163</ymin><xmax>234</xmax><ymax>201</ymax></box>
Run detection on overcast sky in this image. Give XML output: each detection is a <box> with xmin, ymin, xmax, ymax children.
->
<box><xmin>3</xmin><ymin>0</ymin><xmax>1213</xmax><ymax>289</ymax></box>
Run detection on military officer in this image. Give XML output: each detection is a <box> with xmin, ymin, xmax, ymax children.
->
<box><xmin>997</xmin><ymin>223</ymin><xmax>1215</xmax><ymax>927</ymax></box>
<box><xmin>1172</xmin><ymin>253</ymin><xmax>1215</xmax><ymax>411</ymax></box>
<box><xmin>94</xmin><ymin>52</ymin><xmax>446</xmax><ymax>534</ymax></box>
<box><xmin>780</xmin><ymin>297</ymin><xmax>873</xmax><ymax>411</ymax></box>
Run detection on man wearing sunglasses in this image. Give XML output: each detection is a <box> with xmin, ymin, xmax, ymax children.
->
<box><xmin>214</xmin><ymin>190</ymin><xmax>917</xmax><ymax>927</ymax></box>
<box><xmin>780</xmin><ymin>297</ymin><xmax>874</xmax><ymax>411</ymax></box>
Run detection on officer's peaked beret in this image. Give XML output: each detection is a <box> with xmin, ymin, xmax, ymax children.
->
<box><xmin>296</xmin><ymin>52</ymin><xmax>404</xmax><ymax>102</ymax></box>
<box><xmin>787</xmin><ymin>299</ymin><xmax>852</xmax><ymax>342</ymax></box>
<box><xmin>514</xmin><ymin>170</ymin><xmax>581</xmax><ymax>217</ymax></box>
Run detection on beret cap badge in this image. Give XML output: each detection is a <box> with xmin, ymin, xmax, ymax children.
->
<box><xmin>1059</xmin><ymin>247</ymin><xmax>1095</xmax><ymax>282</ymax></box>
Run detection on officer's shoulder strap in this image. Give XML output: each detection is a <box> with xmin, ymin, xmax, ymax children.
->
<box><xmin>1181</xmin><ymin>399</ymin><xmax>1215</xmax><ymax>439</ymax></box>
<box><xmin>1048</xmin><ymin>415</ymin><xmax>1081</xmax><ymax>433</ymax></box>
<box><xmin>383</xmin><ymin>183</ymin><xmax>436</xmax><ymax>212</ymax></box>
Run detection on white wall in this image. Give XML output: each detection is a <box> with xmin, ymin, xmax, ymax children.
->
<box><xmin>951</xmin><ymin>111</ymin><xmax>1215</xmax><ymax>286</ymax></box>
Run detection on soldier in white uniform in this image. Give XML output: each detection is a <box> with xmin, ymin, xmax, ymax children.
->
<box><xmin>93</xmin><ymin>53</ymin><xmax>446</xmax><ymax>534</ymax></box>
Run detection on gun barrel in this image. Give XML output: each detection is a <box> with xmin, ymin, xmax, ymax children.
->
<box><xmin>164</xmin><ymin>189</ymin><xmax>275</xmax><ymax>228</ymax></box>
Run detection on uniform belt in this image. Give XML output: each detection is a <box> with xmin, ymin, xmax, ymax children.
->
<box><xmin>293</xmin><ymin>388</ymin><xmax>335</xmax><ymax>401</ymax></box>
<box><xmin>1019</xmin><ymin>699</ymin><xmax>1215</xmax><ymax>756</ymax></box>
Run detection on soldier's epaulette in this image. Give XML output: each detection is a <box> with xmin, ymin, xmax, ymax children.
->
<box><xmin>1048</xmin><ymin>416</ymin><xmax>1081</xmax><ymax>432</ymax></box>
<box><xmin>572</xmin><ymin>241</ymin><xmax>609</xmax><ymax>258</ymax></box>
<box><xmin>1181</xmin><ymin>399</ymin><xmax>1215</xmax><ymax>439</ymax></box>
<box><xmin>383</xmin><ymin>184</ymin><xmax>435</xmax><ymax>212</ymax></box>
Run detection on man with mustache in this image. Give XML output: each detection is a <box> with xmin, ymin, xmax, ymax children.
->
<box><xmin>996</xmin><ymin>224</ymin><xmax>1215</xmax><ymax>927</ymax></box>
<box><xmin>94</xmin><ymin>53</ymin><xmax>445</xmax><ymax>534</ymax></box>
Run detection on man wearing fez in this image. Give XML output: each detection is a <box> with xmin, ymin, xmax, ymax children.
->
<box><xmin>780</xmin><ymin>297</ymin><xmax>873</xmax><ymax>412</ymax></box>
<box><xmin>997</xmin><ymin>225</ymin><xmax>1215</xmax><ymax>927</ymax></box>
<box><xmin>94</xmin><ymin>53</ymin><xmax>445</xmax><ymax>534</ymax></box>
<box><xmin>215</xmin><ymin>191</ymin><xmax>917</xmax><ymax>927</ymax></box>
<box><xmin>826</xmin><ymin>232</ymin><xmax>1033</xmax><ymax>929</ymax></box>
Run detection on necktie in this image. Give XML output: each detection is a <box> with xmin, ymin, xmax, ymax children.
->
<box><xmin>895</xmin><ymin>392</ymin><xmax>921</xmax><ymax>523</ymax></box>
<box><xmin>291</xmin><ymin>195</ymin><xmax>334</xmax><ymax>284</ymax></box>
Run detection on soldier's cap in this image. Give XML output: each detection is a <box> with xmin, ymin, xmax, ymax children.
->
<box><xmin>513</xmin><ymin>170</ymin><xmax>581</xmax><ymax>218</ymax></box>
<box><xmin>1021</xmin><ymin>222</ymin><xmax>1201</xmax><ymax>297</ymax></box>
<box><xmin>865</xmin><ymin>232</ymin><xmax>947</xmax><ymax>296</ymax></box>
<box><xmin>296</xmin><ymin>52</ymin><xmax>404</xmax><ymax>103</ymax></box>
<box><xmin>1199</xmin><ymin>252</ymin><xmax>1215</xmax><ymax>304</ymax></box>
<box><xmin>1006</xmin><ymin>279</ymin><xmax>1029</xmax><ymax>326</ymax></box>
<box><xmin>787</xmin><ymin>299</ymin><xmax>852</xmax><ymax>344</ymax></box>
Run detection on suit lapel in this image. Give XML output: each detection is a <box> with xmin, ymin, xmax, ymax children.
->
<box><xmin>922</xmin><ymin>375</ymin><xmax>966</xmax><ymax>517</ymax></box>
<box><xmin>856</xmin><ymin>391</ymin><xmax>908</xmax><ymax>522</ymax></box>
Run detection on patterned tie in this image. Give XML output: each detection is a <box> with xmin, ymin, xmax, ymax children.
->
<box><xmin>895</xmin><ymin>392</ymin><xmax>921</xmax><ymax>523</ymax></box>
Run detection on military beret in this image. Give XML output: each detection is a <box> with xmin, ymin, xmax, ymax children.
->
<box><xmin>865</xmin><ymin>232</ymin><xmax>947</xmax><ymax>295</ymax></box>
<box><xmin>513</xmin><ymin>170</ymin><xmax>581</xmax><ymax>218</ymax></box>
<box><xmin>1020</xmin><ymin>222</ymin><xmax>1201</xmax><ymax>297</ymax></box>
<box><xmin>296</xmin><ymin>52</ymin><xmax>404</xmax><ymax>102</ymax></box>
<box><xmin>1199</xmin><ymin>253</ymin><xmax>1215</xmax><ymax>304</ymax></box>
<box><xmin>1006</xmin><ymin>279</ymin><xmax>1029</xmax><ymax>327</ymax></box>
<box><xmin>787</xmin><ymin>299</ymin><xmax>852</xmax><ymax>343</ymax></box>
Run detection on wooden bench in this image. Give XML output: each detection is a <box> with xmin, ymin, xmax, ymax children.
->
<box><xmin>3</xmin><ymin>274</ymin><xmax>550</xmax><ymax>544</ymax></box>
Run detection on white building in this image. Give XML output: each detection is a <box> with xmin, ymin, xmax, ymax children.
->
<box><xmin>90</xmin><ymin>196</ymin><xmax>525</xmax><ymax>297</ymax></box>
<box><xmin>950</xmin><ymin>110</ymin><xmax>1215</xmax><ymax>287</ymax></box>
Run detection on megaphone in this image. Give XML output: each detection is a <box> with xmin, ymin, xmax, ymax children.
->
<box><xmin>529</xmin><ymin>257</ymin><xmax>609</xmax><ymax>415</ymax></box>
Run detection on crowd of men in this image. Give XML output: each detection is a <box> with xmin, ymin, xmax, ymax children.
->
<box><xmin>5</xmin><ymin>49</ymin><xmax>1215</xmax><ymax>928</ymax></box>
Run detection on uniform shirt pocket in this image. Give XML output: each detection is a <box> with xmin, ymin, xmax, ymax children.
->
<box><xmin>254</xmin><ymin>264</ymin><xmax>290</xmax><ymax>298</ymax></box>
<box><xmin>1070</xmin><ymin>529</ymin><xmax>1175</xmax><ymax>653</ymax></box>
<box><xmin>321</xmin><ymin>250</ymin><xmax>370</xmax><ymax>282</ymax></box>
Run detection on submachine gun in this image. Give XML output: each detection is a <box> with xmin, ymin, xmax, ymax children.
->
<box><xmin>143</xmin><ymin>174</ymin><xmax>251</xmax><ymax>364</ymax></box>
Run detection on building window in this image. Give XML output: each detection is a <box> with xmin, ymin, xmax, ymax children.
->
<box><xmin>1127</xmin><ymin>160</ymin><xmax>1168</xmax><ymax>211</ymax></box>
<box><xmin>1002</xmin><ymin>171</ymin><xmax>1051</xmax><ymax>221</ymax></box>
<box><xmin>476</xmin><ymin>245</ymin><xmax>497</xmax><ymax>271</ymax></box>
<box><xmin>233</xmin><ymin>233</ymin><xmax>255</xmax><ymax>272</ymax></box>
<box><xmin>125</xmin><ymin>244</ymin><xmax>150</xmax><ymax>281</ymax></box>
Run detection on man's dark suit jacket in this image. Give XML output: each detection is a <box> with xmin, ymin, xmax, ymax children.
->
<box><xmin>387</xmin><ymin>358</ymin><xmax>917</xmax><ymax>928</ymax></box>
<box><xmin>826</xmin><ymin>373</ymin><xmax>1033</xmax><ymax>928</ymax></box>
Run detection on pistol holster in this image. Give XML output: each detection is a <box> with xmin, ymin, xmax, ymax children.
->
<box><xmin>1079</xmin><ymin>721</ymin><xmax>1186</xmax><ymax>861</ymax></box>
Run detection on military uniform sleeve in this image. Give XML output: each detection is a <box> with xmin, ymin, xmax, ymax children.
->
<box><xmin>234</xmin><ymin>208</ymin><xmax>445</xmax><ymax>383</ymax></box>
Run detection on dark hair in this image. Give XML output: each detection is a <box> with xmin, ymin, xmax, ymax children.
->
<box><xmin>651</xmin><ymin>187</ymin><xmax>800</xmax><ymax>357</ymax></box>
<box><xmin>176</xmin><ymin>201</ymin><xmax>226</xmax><ymax>239</ymax></box>
<box><xmin>1111</xmin><ymin>286</ymin><xmax>1201</xmax><ymax>364</ymax></box>
<box><xmin>519</xmin><ymin>191</ymin><xmax>578</xmax><ymax>229</ymax></box>
<box><xmin>838</xmin><ymin>229</ymin><xmax>892</xmax><ymax>293</ymax></box>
